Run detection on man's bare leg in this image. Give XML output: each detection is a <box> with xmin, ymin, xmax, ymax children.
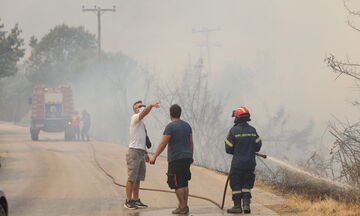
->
<box><xmin>126</xmin><ymin>181</ymin><xmax>134</xmax><ymax>201</ymax></box>
<box><xmin>132</xmin><ymin>181</ymin><xmax>140</xmax><ymax>200</ymax></box>
<box><xmin>175</xmin><ymin>188</ymin><xmax>187</xmax><ymax>209</ymax></box>
<box><xmin>183</xmin><ymin>186</ymin><xmax>189</xmax><ymax>207</ymax></box>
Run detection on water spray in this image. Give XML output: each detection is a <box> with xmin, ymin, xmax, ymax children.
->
<box><xmin>265</xmin><ymin>155</ymin><xmax>353</xmax><ymax>189</ymax></box>
<box><xmin>255</xmin><ymin>152</ymin><xmax>353</xmax><ymax>190</ymax></box>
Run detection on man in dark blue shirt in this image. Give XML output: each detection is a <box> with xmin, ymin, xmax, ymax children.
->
<box><xmin>150</xmin><ymin>104</ymin><xmax>194</xmax><ymax>215</ymax></box>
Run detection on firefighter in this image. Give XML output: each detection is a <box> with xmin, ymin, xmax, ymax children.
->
<box><xmin>71</xmin><ymin>111</ymin><xmax>81</xmax><ymax>141</ymax></box>
<box><xmin>81</xmin><ymin>109</ymin><xmax>91</xmax><ymax>141</ymax></box>
<box><xmin>225</xmin><ymin>106</ymin><xmax>262</xmax><ymax>214</ymax></box>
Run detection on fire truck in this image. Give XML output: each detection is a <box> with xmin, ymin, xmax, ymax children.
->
<box><xmin>30</xmin><ymin>86</ymin><xmax>74</xmax><ymax>141</ymax></box>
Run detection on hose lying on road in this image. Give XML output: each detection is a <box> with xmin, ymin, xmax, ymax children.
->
<box><xmin>221</xmin><ymin>176</ymin><xmax>230</xmax><ymax>210</ymax></box>
<box><xmin>88</xmin><ymin>142</ymin><xmax>223</xmax><ymax>209</ymax></box>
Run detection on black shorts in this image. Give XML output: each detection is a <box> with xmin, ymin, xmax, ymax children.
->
<box><xmin>167</xmin><ymin>158</ymin><xmax>193</xmax><ymax>189</ymax></box>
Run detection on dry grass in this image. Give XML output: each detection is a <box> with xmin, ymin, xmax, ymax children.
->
<box><xmin>285</xmin><ymin>195</ymin><xmax>360</xmax><ymax>216</ymax></box>
<box><xmin>256</xmin><ymin>180</ymin><xmax>360</xmax><ymax>216</ymax></box>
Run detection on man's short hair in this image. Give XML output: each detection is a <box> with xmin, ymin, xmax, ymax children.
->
<box><xmin>133</xmin><ymin>100</ymin><xmax>142</xmax><ymax>109</ymax></box>
<box><xmin>170</xmin><ymin>104</ymin><xmax>182</xmax><ymax>118</ymax></box>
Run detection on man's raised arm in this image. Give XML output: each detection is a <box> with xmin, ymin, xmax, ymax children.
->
<box><xmin>139</xmin><ymin>101</ymin><xmax>160</xmax><ymax>120</ymax></box>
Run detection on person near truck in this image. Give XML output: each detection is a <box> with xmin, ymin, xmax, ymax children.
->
<box><xmin>225</xmin><ymin>106</ymin><xmax>262</xmax><ymax>214</ymax></box>
<box><xmin>71</xmin><ymin>111</ymin><xmax>80</xmax><ymax>141</ymax></box>
<box><xmin>124</xmin><ymin>100</ymin><xmax>160</xmax><ymax>210</ymax></box>
<box><xmin>150</xmin><ymin>104</ymin><xmax>194</xmax><ymax>215</ymax></box>
<box><xmin>81</xmin><ymin>109</ymin><xmax>91</xmax><ymax>141</ymax></box>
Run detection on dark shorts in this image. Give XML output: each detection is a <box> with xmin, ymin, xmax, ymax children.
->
<box><xmin>167</xmin><ymin>158</ymin><xmax>193</xmax><ymax>189</ymax></box>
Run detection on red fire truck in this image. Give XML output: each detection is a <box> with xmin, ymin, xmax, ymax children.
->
<box><xmin>30</xmin><ymin>86</ymin><xmax>74</xmax><ymax>141</ymax></box>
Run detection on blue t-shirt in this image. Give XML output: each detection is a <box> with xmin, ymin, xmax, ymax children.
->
<box><xmin>163</xmin><ymin>119</ymin><xmax>193</xmax><ymax>162</ymax></box>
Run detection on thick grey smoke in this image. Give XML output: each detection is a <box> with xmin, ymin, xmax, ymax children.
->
<box><xmin>1</xmin><ymin>0</ymin><xmax>360</xmax><ymax>172</ymax></box>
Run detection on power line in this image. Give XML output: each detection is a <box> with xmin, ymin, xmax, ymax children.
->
<box><xmin>192</xmin><ymin>26</ymin><xmax>221</xmax><ymax>74</ymax></box>
<box><xmin>82</xmin><ymin>5</ymin><xmax>116</xmax><ymax>59</ymax></box>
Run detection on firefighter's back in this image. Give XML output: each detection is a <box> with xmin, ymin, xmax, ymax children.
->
<box><xmin>230</xmin><ymin>122</ymin><xmax>259</xmax><ymax>170</ymax></box>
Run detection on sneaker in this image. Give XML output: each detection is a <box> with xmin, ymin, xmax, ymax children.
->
<box><xmin>172</xmin><ymin>208</ymin><xmax>181</xmax><ymax>214</ymax></box>
<box><xmin>177</xmin><ymin>206</ymin><xmax>189</xmax><ymax>214</ymax></box>
<box><xmin>134</xmin><ymin>199</ymin><xmax>148</xmax><ymax>208</ymax></box>
<box><xmin>124</xmin><ymin>200</ymin><xmax>138</xmax><ymax>210</ymax></box>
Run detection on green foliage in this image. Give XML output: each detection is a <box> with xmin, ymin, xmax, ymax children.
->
<box><xmin>0</xmin><ymin>19</ymin><xmax>25</xmax><ymax>78</ymax></box>
<box><xmin>0</xmin><ymin>71</ymin><xmax>32</xmax><ymax>122</ymax></box>
<box><xmin>26</xmin><ymin>24</ymin><xmax>96</xmax><ymax>85</ymax></box>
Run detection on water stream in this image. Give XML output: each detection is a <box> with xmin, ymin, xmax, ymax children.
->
<box><xmin>266</xmin><ymin>156</ymin><xmax>353</xmax><ymax>189</ymax></box>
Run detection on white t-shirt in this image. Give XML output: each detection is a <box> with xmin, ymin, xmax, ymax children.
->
<box><xmin>129</xmin><ymin>113</ymin><xmax>146</xmax><ymax>150</ymax></box>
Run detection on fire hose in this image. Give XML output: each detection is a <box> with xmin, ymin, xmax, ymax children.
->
<box><xmin>89</xmin><ymin>142</ymin><xmax>267</xmax><ymax>210</ymax></box>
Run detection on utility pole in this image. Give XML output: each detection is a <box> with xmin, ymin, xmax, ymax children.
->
<box><xmin>192</xmin><ymin>26</ymin><xmax>221</xmax><ymax>74</ymax></box>
<box><xmin>82</xmin><ymin>5</ymin><xmax>116</xmax><ymax>59</ymax></box>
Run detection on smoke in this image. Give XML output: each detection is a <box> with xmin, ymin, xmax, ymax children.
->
<box><xmin>71</xmin><ymin>52</ymin><xmax>152</xmax><ymax>144</ymax></box>
<box><xmin>1</xmin><ymin>0</ymin><xmax>360</xmax><ymax>175</ymax></box>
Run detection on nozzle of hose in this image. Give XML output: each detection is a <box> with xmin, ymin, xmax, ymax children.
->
<box><xmin>256</xmin><ymin>153</ymin><xmax>267</xmax><ymax>159</ymax></box>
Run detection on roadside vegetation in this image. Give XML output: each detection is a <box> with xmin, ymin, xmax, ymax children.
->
<box><xmin>255</xmin><ymin>137</ymin><xmax>359</xmax><ymax>216</ymax></box>
<box><xmin>256</xmin><ymin>180</ymin><xmax>360</xmax><ymax>216</ymax></box>
<box><xmin>254</xmin><ymin>3</ymin><xmax>360</xmax><ymax>215</ymax></box>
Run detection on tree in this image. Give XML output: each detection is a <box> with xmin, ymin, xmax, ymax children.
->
<box><xmin>0</xmin><ymin>71</ymin><xmax>32</xmax><ymax>122</ymax></box>
<box><xmin>26</xmin><ymin>24</ymin><xmax>96</xmax><ymax>85</ymax></box>
<box><xmin>0</xmin><ymin>19</ymin><xmax>25</xmax><ymax>78</ymax></box>
<box><xmin>154</xmin><ymin>58</ymin><xmax>230</xmax><ymax>171</ymax></box>
<box><xmin>329</xmin><ymin>120</ymin><xmax>360</xmax><ymax>186</ymax></box>
<box><xmin>324</xmin><ymin>1</ymin><xmax>360</xmax><ymax>187</ymax></box>
<box><xmin>325</xmin><ymin>1</ymin><xmax>360</xmax><ymax>80</ymax></box>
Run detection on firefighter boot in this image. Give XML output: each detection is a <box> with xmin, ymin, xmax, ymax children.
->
<box><xmin>227</xmin><ymin>199</ymin><xmax>242</xmax><ymax>214</ymax></box>
<box><xmin>243</xmin><ymin>198</ymin><xmax>251</xmax><ymax>214</ymax></box>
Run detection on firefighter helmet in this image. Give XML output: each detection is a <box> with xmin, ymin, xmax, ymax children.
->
<box><xmin>232</xmin><ymin>106</ymin><xmax>250</xmax><ymax>118</ymax></box>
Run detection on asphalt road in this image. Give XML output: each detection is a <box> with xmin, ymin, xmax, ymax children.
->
<box><xmin>0</xmin><ymin>122</ymin><xmax>285</xmax><ymax>216</ymax></box>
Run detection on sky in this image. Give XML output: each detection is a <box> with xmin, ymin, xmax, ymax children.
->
<box><xmin>1</xmin><ymin>0</ymin><xmax>360</xmax><ymax>146</ymax></box>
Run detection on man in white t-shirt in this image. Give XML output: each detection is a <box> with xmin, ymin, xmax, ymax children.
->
<box><xmin>124</xmin><ymin>100</ymin><xmax>160</xmax><ymax>210</ymax></box>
